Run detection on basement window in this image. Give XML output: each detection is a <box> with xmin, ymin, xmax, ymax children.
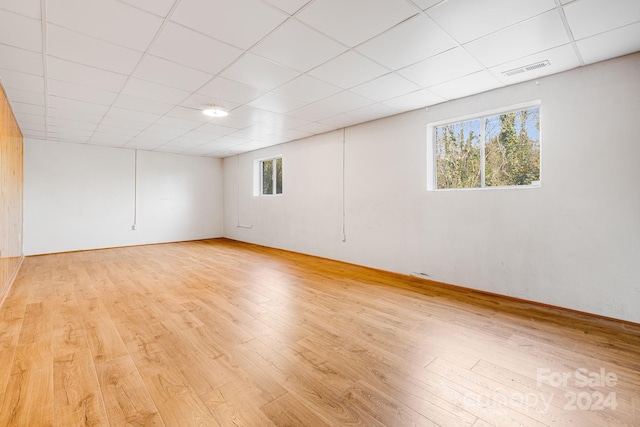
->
<box><xmin>260</xmin><ymin>157</ymin><xmax>282</xmax><ymax>195</ymax></box>
<box><xmin>427</xmin><ymin>103</ymin><xmax>541</xmax><ymax>190</ymax></box>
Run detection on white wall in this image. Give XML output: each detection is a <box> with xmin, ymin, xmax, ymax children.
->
<box><xmin>24</xmin><ymin>140</ymin><xmax>223</xmax><ymax>255</ymax></box>
<box><xmin>224</xmin><ymin>53</ymin><xmax>640</xmax><ymax>323</ymax></box>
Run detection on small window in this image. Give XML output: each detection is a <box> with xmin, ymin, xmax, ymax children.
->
<box><xmin>260</xmin><ymin>157</ymin><xmax>282</xmax><ymax>195</ymax></box>
<box><xmin>431</xmin><ymin>106</ymin><xmax>540</xmax><ymax>190</ymax></box>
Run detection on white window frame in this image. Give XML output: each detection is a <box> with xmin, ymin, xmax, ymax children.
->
<box><xmin>253</xmin><ymin>155</ymin><xmax>283</xmax><ymax>196</ymax></box>
<box><xmin>427</xmin><ymin>101</ymin><xmax>542</xmax><ymax>191</ymax></box>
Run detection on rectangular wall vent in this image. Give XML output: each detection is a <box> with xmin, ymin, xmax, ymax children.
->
<box><xmin>502</xmin><ymin>60</ymin><xmax>550</xmax><ymax>77</ymax></box>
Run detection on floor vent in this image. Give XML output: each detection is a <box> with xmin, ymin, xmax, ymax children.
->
<box><xmin>502</xmin><ymin>60</ymin><xmax>550</xmax><ymax>77</ymax></box>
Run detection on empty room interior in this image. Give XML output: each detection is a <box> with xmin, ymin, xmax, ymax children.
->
<box><xmin>1</xmin><ymin>0</ymin><xmax>640</xmax><ymax>425</ymax></box>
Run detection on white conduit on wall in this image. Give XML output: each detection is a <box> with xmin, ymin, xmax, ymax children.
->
<box><xmin>132</xmin><ymin>149</ymin><xmax>138</xmax><ymax>231</ymax></box>
<box><xmin>342</xmin><ymin>128</ymin><xmax>347</xmax><ymax>243</ymax></box>
<box><xmin>237</xmin><ymin>153</ymin><xmax>253</xmax><ymax>229</ymax></box>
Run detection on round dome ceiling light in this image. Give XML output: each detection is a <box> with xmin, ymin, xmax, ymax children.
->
<box><xmin>202</xmin><ymin>106</ymin><xmax>228</xmax><ymax>117</ymax></box>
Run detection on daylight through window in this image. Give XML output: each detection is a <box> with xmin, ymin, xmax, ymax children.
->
<box><xmin>433</xmin><ymin>106</ymin><xmax>540</xmax><ymax>189</ymax></box>
<box><xmin>261</xmin><ymin>157</ymin><xmax>282</xmax><ymax>195</ymax></box>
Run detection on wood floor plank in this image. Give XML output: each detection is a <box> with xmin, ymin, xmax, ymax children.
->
<box><xmin>53</xmin><ymin>350</ymin><xmax>109</xmax><ymax>427</ymax></box>
<box><xmin>0</xmin><ymin>238</ymin><xmax>638</xmax><ymax>426</ymax></box>
<box><xmin>0</xmin><ymin>340</ymin><xmax>53</xmax><ymax>426</ymax></box>
<box><xmin>94</xmin><ymin>355</ymin><xmax>164</xmax><ymax>426</ymax></box>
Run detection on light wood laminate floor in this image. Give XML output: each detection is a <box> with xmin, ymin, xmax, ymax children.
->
<box><xmin>0</xmin><ymin>239</ymin><xmax>638</xmax><ymax>426</ymax></box>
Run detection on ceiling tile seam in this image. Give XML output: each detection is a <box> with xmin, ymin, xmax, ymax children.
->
<box><xmin>45</xmin><ymin>22</ymin><xmax>145</xmax><ymax>54</ymax></box>
<box><xmin>41</xmin><ymin>0</ymin><xmax>49</xmax><ymax>139</ymax></box>
<box><xmin>87</xmin><ymin>0</ymin><xmax>187</xmax><ymax>146</ymax></box>
<box><xmin>112</xmin><ymin>0</ymin><xmax>172</xmax><ymax>19</ymax></box>
<box><xmin>256</xmin><ymin>0</ymin><xmax>314</xmax><ymax>18</ymax></box>
<box><xmin>554</xmin><ymin>0</ymin><xmax>585</xmax><ymax>67</ymax></box>
<box><xmin>0</xmin><ymin>40</ymin><xmax>43</xmax><ymax>56</ymax></box>
<box><xmin>418</xmin><ymin>7</ymin><xmax>500</xmax><ymax>87</ymax></box>
<box><xmin>0</xmin><ymin>6</ymin><xmax>39</xmax><ymax>20</ymax></box>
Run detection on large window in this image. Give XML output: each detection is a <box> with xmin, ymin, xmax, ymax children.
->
<box><xmin>431</xmin><ymin>105</ymin><xmax>540</xmax><ymax>190</ymax></box>
<box><xmin>260</xmin><ymin>157</ymin><xmax>282</xmax><ymax>195</ymax></box>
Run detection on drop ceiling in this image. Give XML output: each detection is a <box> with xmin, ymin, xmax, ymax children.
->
<box><xmin>0</xmin><ymin>0</ymin><xmax>638</xmax><ymax>157</ymax></box>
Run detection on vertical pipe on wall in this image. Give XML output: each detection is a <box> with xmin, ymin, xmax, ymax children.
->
<box><xmin>342</xmin><ymin>128</ymin><xmax>347</xmax><ymax>243</ymax></box>
<box><xmin>132</xmin><ymin>149</ymin><xmax>137</xmax><ymax>230</ymax></box>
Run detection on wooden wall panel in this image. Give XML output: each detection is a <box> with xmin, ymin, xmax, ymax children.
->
<box><xmin>0</xmin><ymin>83</ymin><xmax>24</xmax><ymax>303</ymax></box>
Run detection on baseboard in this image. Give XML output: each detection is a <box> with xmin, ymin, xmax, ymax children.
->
<box><xmin>0</xmin><ymin>254</ymin><xmax>24</xmax><ymax>311</ymax></box>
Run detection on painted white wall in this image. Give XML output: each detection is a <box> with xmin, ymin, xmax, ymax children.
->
<box><xmin>224</xmin><ymin>53</ymin><xmax>640</xmax><ymax>323</ymax></box>
<box><xmin>24</xmin><ymin>140</ymin><xmax>223</xmax><ymax>255</ymax></box>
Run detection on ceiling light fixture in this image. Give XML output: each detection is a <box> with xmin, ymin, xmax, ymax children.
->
<box><xmin>202</xmin><ymin>106</ymin><xmax>228</xmax><ymax>117</ymax></box>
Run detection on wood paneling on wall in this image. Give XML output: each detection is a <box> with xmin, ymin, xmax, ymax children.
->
<box><xmin>0</xmin><ymin>83</ymin><xmax>24</xmax><ymax>303</ymax></box>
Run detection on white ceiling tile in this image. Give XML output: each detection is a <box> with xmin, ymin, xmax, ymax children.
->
<box><xmin>21</xmin><ymin>130</ymin><xmax>48</xmax><ymax>139</ymax></box>
<box><xmin>228</xmin><ymin>105</ymin><xmax>281</xmax><ymax>123</ymax></box>
<box><xmin>273</xmin><ymin>128</ymin><xmax>312</xmax><ymax>141</ymax></box>
<box><xmin>91</xmin><ymin>131</ymin><xmax>134</xmax><ymax>143</ymax></box>
<box><xmin>48</xmin><ymin>107</ymin><xmax>103</xmax><ymax>123</ymax></box>
<box><xmin>151</xmin><ymin>22</ymin><xmax>243</xmax><ymax>74</ymax></box>
<box><xmin>308</xmin><ymin>51</ymin><xmax>388</xmax><ymax>89</ymax></box>
<box><xmin>350</xmin><ymin>103</ymin><xmax>400</xmax><ymax>122</ymax></box>
<box><xmin>351</xmin><ymin>73</ymin><xmax>420</xmax><ymax>102</ymax></box>
<box><xmin>248</xmin><ymin>93</ymin><xmax>306</xmax><ymax>114</ymax></box>
<box><xmin>48</xmin><ymin>79</ymin><xmax>118</xmax><ymax>105</ymax></box>
<box><xmin>106</xmin><ymin>107</ymin><xmax>160</xmax><ymax>124</ymax></box>
<box><xmin>287</xmin><ymin>103</ymin><xmax>340</xmax><ymax>121</ymax></box>
<box><xmin>119</xmin><ymin>0</ymin><xmax>176</xmax><ymax>17</ymax></box>
<box><xmin>489</xmin><ymin>44</ymin><xmax>580</xmax><ymax>85</ymax></box>
<box><xmin>17</xmin><ymin>120</ymin><xmax>46</xmax><ymax>132</ymax></box>
<box><xmin>48</xmin><ymin>117</ymin><xmax>98</xmax><ymax>131</ymax></box>
<box><xmin>0</xmin><ymin>44</ymin><xmax>43</xmax><ymax>75</ymax></box>
<box><xmin>398</xmin><ymin>47</ymin><xmax>483</xmax><ymax>87</ymax></box>
<box><xmin>429</xmin><ymin>70</ymin><xmax>504</xmax><ymax>100</ymax></box>
<box><xmin>564</xmin><ymin>0</ymin><xmax>640</xmax><ymax>40</ymax></box>
<box><xmin>356</xmin><ymin>15</ymin><xmax>456</xmax><ymax>70</ymax></box>
<box><xmin>297</xmin><ymin>0</ymin><xmax>418</xmax><ymax>47</ymax></box>
<box><xmin>0</xmin><ymin>69</ymin><xmax>44</xmax><ymax>92</ymax></box>
<box><xmin>48</xmin><ymin>96</ymin><xmax>110</xmax><ymax>116</ymax></box>
<box><xmin>213</xmin><ymin>136</ymin><xmax>253</xmax><ymax>146</ymax></box>
<box><xmin>252</xmin><ymin>20</ymin><xmax>347</xmax><ymax>72</ymax></box>
<box><xmin>180</xmin><ymin>93</ymin><xmax>240</xmax><ymax>113</ymax></box>
<box><xmin>100</xmin><ymin>116</ymin><xmax>153</xmax><ymax>131</ymax></box>
<box><xmin>383</xmin><ymin>88</ymin><xmax>446</xmax><ymax>110</ymax></box>
<box><xmin>318</xmin><ymin>112</ymin><xmax>363</xmax><ymax>129</ymax></box>
<box><xmin>198</xmin><ymin>77</ymin><xmax>265</xmax><ymax>105</ymax></box>
<box><xmin>428</xmin><ymin>0</ymin><xmax>556</xmax><ymax>44</ymax></box>
<box><xmin>154</xmin><ymin>116</ymin><xmax>202</xmax><ymax>130</ymax></box>
<box><xmin>48</xmin><ymin>25</ymin><xmax>143</xmax><ymax>74</ymax></box>
<box><xmin>220</xmin><ymin>54</ymin><xmax>299</xmax><ymax>90</ymax></box>
<box><xmin>88</xmin><ymin>138</ymin><xmax>126</xmax><ymax>147</ymax></box>
<box><xmin>4</xmin><ymin>87</ymin><xmax>44</xmax><ymax>105</ymax></box>
<box><xmin>142</xmin><ymin>124</ymin><xmax>186</xmax><ymax>138</ymax></box>
<box><xmin>163</xmin><ymin>136</ymin><xmax>209</xmax><ymax>148</ymax></box>
<box><xmin>262</xmin><ymin>0</ymin><xmax>310</xmax><ymax>14</ymax></box>
<box><xmin>121</xmin><ymin>78</ymin><xmax>190</xmax><ymax>104</ymax></box>
<box><xmin>0</xmin><ymin>0</ymin><xmax>41</xmax><ymax>18</ymax></box>
<box><xmin>0</xmin><ymin>9</ymin><xmax>42</xmax><ymax>52</ymax></box>
<box><xmin>112</xmin><ymin>94</ymin><xmax>174</xmax><ymax>115</ymax></box>
<box><xmin>134</xmin><ymin>55</ymin><xmax>214</xmax><ymax>92</ymax></box>
<box><xmin>47</xmin><ymin>57</ymin><xmax>128</xmax><ymax>92</ymax></box>
<box><xmin>9</xmin><ymin>102</ymin><xmax>45</xmax><ymax>116</ymax></box>
<box><xmin>14</xmin><ymin>113</ymin><xmax>46</xmax><ymax>126</ymax></box>
<box><xmin>577</xmin><ymin>22</ymin><xmax>640</xmax><ymax>65</ymax></box>
<box><xmin>193</xmin><ymin>123</ymin><xmax>237</xmax><ymax>136</ymax></box>
<box><xmin>47</xmin><ymin>0</ymin><xmax>163</xmax><ymax>51</ymax></box>
<box><xmin>464</xmin><ymin>10</ymin><xmax>570</xmax><ymax>68</ymax></box>
<box><xmin>203</xmin><ymin>115</ymin><xmax>254</xmax><ymax>130</ymax></box>
<box><xmin>264</xmin><ymin>114</ymin><xmax>310</xmax><ymax>129</ymax></box>
<box><xmin>171</xmin><ymin>0</ymin><xmax>288</xmax><ymax>49</ymax></box>
<box><xmin>411</xmin><ymin>0</ymin><xmax>443</xmax><ymax>10</ymax></box>
<box><xmin>95</xmin><ymin>124</ymin><xmax>141</xmax><ymax>137</ymax></box>
<box><xmin>273</xmin><ymin>75</ymin><xmax>341</xmax><ymax>103</ymax></box>
<box><xmin>165</xmin><ymin>106</ymin><xmax>213</xmax><ymax>123</ymax></box>
<box><xmin>313</xmin><ymin>90</ymin><xmax>375</xmax><ymax>114</ymax></box>
<box><xmin>295</xmin><ymin>121</ymin><xmax>334</xmax><ymax>134</ymax></box>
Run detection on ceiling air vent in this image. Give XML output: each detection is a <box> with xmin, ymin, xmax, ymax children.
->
<box><xmin>502</xmin><ymin>60</ymin><xmax>550</xmax><ymax>77</ymax></box>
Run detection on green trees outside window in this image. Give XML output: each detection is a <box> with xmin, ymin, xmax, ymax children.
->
<box><xmin>435</xmin><ymin>107</ymin><xmax>540</xmax><ymax>189</ymax></box>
